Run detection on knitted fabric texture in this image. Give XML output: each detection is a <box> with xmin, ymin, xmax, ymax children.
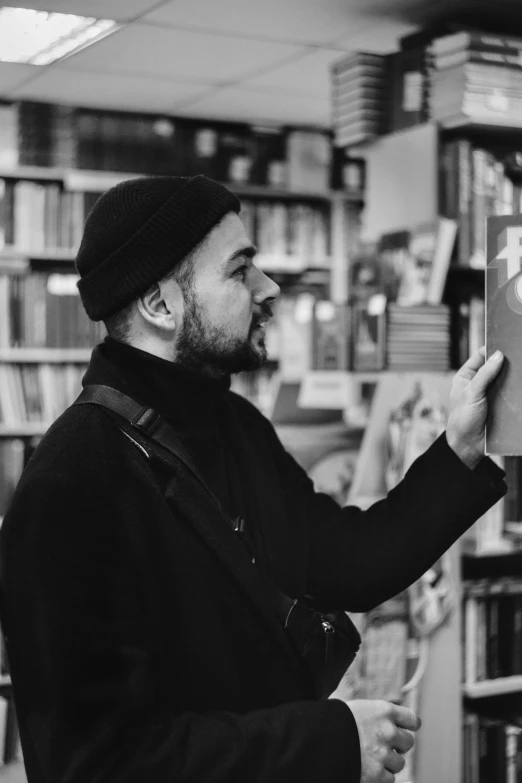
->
<box><xmin>76</xmin><ymin>174</ymin><xmax>241</xmax><ymax>321</ymax></box>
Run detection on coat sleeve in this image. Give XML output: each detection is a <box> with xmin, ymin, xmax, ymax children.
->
<box><xmin>0</xmin><ymin>470</ymin><xmax>361</xmax><ymax>783</ymax></box>
<box><xmin>267</xmin><ymin>426</ymin><xmax>507</xmax><ymax>612</ymax></box>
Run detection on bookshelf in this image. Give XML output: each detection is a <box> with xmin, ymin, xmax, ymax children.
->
<box><xmin>330</xmin><ymin>25</ymin><xmax>522</xmax><ymax>779</ymax></box>
<box><xmin>464</xmin><ymin>677</ymin><xmax>522</xmax><ymax>699</ymax></box>
<box><xmin>0</xmin><ymin>350</ymin><xmax>91</xmax><ymax>364</ymax></box>
<box><xmin>0</xmin><ymin>164</ymin><xmax>364</xmax><ymax>203</ymax></box>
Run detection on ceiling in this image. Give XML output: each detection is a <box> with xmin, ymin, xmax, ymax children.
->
<box><xmin>0</xmin><ymin>0</ymin><xmax>521</xmax><ymax>127</ymax></box>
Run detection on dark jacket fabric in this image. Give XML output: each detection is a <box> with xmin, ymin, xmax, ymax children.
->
<box><xmin>0</xmin><ymin>338</ymin><xmax>507</xmax><ymax>783</ymax></box>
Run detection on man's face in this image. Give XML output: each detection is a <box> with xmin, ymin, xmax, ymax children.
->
<box><xmin>174</xmin><ymin>212</ymin><xmax>280</xmax><ymax>375</ymax></box>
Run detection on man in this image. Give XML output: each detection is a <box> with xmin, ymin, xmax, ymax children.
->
<box><xmin>0</xmin><ymin>175</ymin><xmax>505</xmax><ymax>783</ymax></box>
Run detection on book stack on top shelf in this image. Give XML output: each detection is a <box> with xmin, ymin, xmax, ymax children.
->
<box><xmin>430</xmin><ymin>30</ymin><xmax>522</xmax><ymax>130</ymax></box>
<box><xmin>330</xmin><ymin>25</ymin><xmax>522</xmax><ymax>153</ymax></box>
<box><xmin>0</xmin><ymin>100</ymin><xmax>366</xmax><ymax>198</ymax></box>
<box><xmin>331</xmin><ymin>52</ymin><xmax>389</xmax><ymax>147</ymax></box>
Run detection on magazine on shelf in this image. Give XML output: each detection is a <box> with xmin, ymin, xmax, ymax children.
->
<box><xmin>486</xmin><ymin>214</ymin><xmax>522</xmax><ymax>454</ymax></box>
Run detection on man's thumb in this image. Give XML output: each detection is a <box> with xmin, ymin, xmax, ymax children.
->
<box><xmin>470</xmin><ymin>350</ymin><xmax>504</xmax><ymax>398</ymax></box>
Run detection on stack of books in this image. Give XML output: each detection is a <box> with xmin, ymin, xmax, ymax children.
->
<box><xmin>429</xmin><ymin>30</ymin><xmax>522</xmax><ymax>128</ymax></box>
<box><xmin>331</xmin><ymin>52</ymin><xmax>389</xmax><ymax>147</ymax></box>
<box><xmin>386</xmin><ymin>304</ymin><xmax>451</xmax><ymax>370</ymax></box>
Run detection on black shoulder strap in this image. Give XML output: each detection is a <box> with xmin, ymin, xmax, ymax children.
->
<box><xmin>73</xmin><ymin>385</ymin><xmax>222</xmax><ymax>513</ymax></box>
<box><xmin>73</xmin><ymin>383</ymin><xmax>295</xmax><ymax>607</ymax></box>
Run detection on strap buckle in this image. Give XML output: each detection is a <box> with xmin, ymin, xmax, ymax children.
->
<box><xmin>132</xmin><ymin>407</ymin><xmax>162</xmax><ymax>435</ymax></box>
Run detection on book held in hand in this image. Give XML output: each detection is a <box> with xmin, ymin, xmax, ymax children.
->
<box><xmin>486</xmin><ymin>214</ymin><xmax>522</xmax><ymax>454</ymax></box>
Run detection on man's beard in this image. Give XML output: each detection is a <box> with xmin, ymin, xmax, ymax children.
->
<box><xmin>175</xmin><ymin>287</ymin><xmax>272</xmax><ymax>377</ymax></box>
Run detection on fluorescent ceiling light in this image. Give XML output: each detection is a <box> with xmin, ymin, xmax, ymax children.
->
<box><xmin>0</xmin><ymin>6</ymin><xmax>119</xmax><ymax>65</ymax></box>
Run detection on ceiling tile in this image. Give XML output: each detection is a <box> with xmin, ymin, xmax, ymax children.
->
<box><xmin>1</xmin><ymin>0</ymin><xmax>161</xmax><ymax>21</ymax></box>
<box><xmin>10</xmin><ymin>68</ymin><xmax>211</xmax><ymax>113</ymax></box>
<box><xmin>59</xmin><ymin>23</ymin><xmax>303</xmax><ymax>83</ymax></box>
<box><xmin>333</xmin><ymin>19</ymin><xmax>417</xmax><ymax>53</ymax></box>
<box><xmin>245</xmin><ymin>49</ymin><xmax>344</xmax><ymax>97</ymax></box>
<box><xmin>0</xmin><ymin>62</ymin><xmax>38</xmax><ymax>94</ymax></box>
<box><xmin>174</xmin><ymin>86</ymin><xmax>331</xmax><ymax>126</ymax></box>
<box><xmin>144</xmin><ymin>0</ymin><xmax>371</xmax><ymax>45</ymax></box>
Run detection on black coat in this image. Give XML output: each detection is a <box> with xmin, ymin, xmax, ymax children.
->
<box><xmin>0</xmin><ymin>340</ymin><xmax>506</xmax><ymax>783</ymax></box>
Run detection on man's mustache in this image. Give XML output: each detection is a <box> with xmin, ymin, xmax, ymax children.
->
<box><xmin>252</xmin><ymin>303</ymin><xmax>273</xmax><ymax>327</ymax></box>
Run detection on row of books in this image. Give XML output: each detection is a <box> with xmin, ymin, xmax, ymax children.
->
<box><xmin>276</xmin><ymin>294</ymin><xmax>452</xmax><ymax>379</ymax></box>
<box><xmin>0</xmin><ymin>179</ymin><xmax>101</xmax><ymax>252</ymax></box>
<box><xmin>239</xmin><ymin>201</ymin><xmax>330</xmax><ymax>267</ymax></box>
<box><xmin>439</xmin><ymin>140</ymin><xmax>522</xmax><ymax>267</ymax></box>
<box><xmin>0</xmin><ymin>179</ymin><xmax>335</xmax><ymax>271</ymax></box>
<box><xmin>463</xmin><ymin>578</ymin><xmax>522</xmax><ymax>685</ymax></box>
<box><xmin>0</xmin><ymin>273</ymin><xmax>105</xmax><ymax>349</ymax></box>
<box><xmin>463</xmin><ymin>712</ymin><xmax>522</xmax><ymax>783</ymax></box>
<box><xmin>0</xmin><ymin>101</ymin><xmax>365</xmax><ymax>194</ymax></box>
<box><xmin>313</xmin><ymin>301</ymin><xmax>450</xmax><ymax>373</ymax></box>
<box><xmin>0</xmin><ymin>364</ymin><xmax>87</xmax><ymax>427</ymax></box>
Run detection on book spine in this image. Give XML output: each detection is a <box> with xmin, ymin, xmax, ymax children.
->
<box><xmin>471</xmin><ymin>148</ymin><xmax>488</xmax><ymax>267</ymax></box>
<box><xmin>457</xmin><ymin>140</ymin><xmax>473</xmax><ymax>265</ymax></box>
<box><xmin>436</xmin><ymin>48</ymin><xmax>522</xmax><ymax>72</ymax></box>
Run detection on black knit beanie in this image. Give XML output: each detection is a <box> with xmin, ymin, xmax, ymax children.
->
<box><xmin>76</xmin><ymin>174</ymin><xmax>241</xmax><ymax>321</ymax></box>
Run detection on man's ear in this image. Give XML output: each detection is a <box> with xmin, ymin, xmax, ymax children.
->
<box><xmin>136</xmin><ymin>280</ymin><xmax>177</xmax><ymax>332</ymax></box>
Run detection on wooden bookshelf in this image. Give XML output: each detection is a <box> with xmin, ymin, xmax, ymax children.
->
<box><xmin>0</xmin><ymin>425</ymin><xmax>49</xmax><ymax>438</ymax></box>
<box><xmin>0</xmin><ymin>249</ymin><xmax>76</xmax><ymax>263</ymax></box>
<box><xmin>0</xmin><ymin>350</ymin><xmax>91</xmax><ymax>364</ymax></box>
<box><xmin>463</xmin><ymin>676</ymin><xmax>522</xmax><ymax>699</ymax></box>
<box><xmin>0</xmin><ymin>165</ymin><xmax>363</xmax><ymax>203</ymax></box>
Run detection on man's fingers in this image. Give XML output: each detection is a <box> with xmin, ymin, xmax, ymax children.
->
<box><xmin>393</xmin><ymin>728</ymin><xmax>415</xmax><ymax>754</ymax></box>
<box><xmin>392</xmin><ymin>705</ymin><xmax>421</xmax><ymax>731</ymax></box>
<box><xmin>384</xmin><ymin>749</ymin><xmax>406</xmax><ymax>775</ymax></box>
<box><xmin>455</xmin><ymin>347</ymin><xmax>487</xmax><ymax>381</ymax></box>
<box><xmin>469</xmin><ymin>350</ymin><xmax>504</xmax><ymax>398</ymax></box>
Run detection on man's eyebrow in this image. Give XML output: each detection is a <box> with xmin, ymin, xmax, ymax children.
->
<box><xmin>222</xmin><ymin>245</ymin><xmax>258</xmax><ymax>270</ymax></box>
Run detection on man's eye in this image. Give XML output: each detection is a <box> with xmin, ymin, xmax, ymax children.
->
<box><xmin>235</xmin><ymin>265</ymin><xmax>248</xmax><ymax>279</ymax></box>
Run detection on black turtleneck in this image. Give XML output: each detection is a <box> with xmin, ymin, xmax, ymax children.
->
<box><xmin>84</xmin><ymin>337</ymin><xmax>244</xmax><ymax>525</ymax></box>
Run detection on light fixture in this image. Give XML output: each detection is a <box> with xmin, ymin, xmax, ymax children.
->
<box><xmin>0</xmin><ymin>6</ymin><xmax>120</xmax><ymax>66</ymax></box>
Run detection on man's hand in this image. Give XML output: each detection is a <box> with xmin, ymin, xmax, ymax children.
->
<box><xmin>446</xmin><ymin>346</ymin><xmax>504</xmax><ymax>470</ymax></box>
<box><xmin>328</xmin><ymin>694</ymin><xmax>420</xmax><ymax>782</ymax></box>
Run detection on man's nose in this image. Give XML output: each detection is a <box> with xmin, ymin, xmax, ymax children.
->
<box><xmin>253</xmin><ymin>268</ymin><xmax>280</xmax><ymax>304</ymax></box>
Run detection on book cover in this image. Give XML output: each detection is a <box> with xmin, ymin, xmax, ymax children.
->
<box><xmin>486</xmin><ymin>214</ymin><xmax>522</xmax><ymax>454</ymax></box>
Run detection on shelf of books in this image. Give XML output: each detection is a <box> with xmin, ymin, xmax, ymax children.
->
<box><xmin>329</xmin><ymin>20</ymin><xmax>522</xmax><ymax>781</ymax></box>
